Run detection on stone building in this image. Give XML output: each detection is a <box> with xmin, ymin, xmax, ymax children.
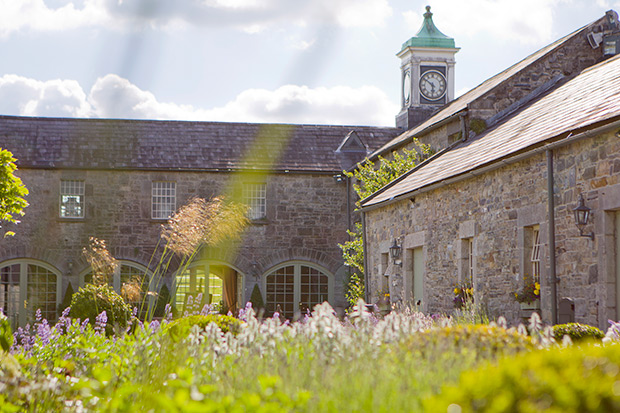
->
<box><xmin>360</xmin><ymin>11</ymin><xmax>620</xmax><ymax>328</ymax></box>
<box><xmin>0</xmin><ymin>118</ymin><xmax>398</xmax><ymax>327</ymax></box>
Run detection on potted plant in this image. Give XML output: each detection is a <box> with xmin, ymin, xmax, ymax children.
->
<box><xmin>376</xmin><ymin>290</ymin><xmax>391</xmax><ymax>314</ymax></box>
<box><xmin>514</xmin><ymin>280</ymin><xmax>540</xmax><ymax>310</ymax></box>
<box><xmin>453</xmin><ymin>283</ymin><xmax>473</xmax><ymax>309</ymax></box>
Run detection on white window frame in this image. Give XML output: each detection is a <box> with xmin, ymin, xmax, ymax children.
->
<box><xmin>530</xmin><ymin>226</ymin><xmax>541</xmax><ymax>283</ymax></box>
<box><xmin>243</xmin><ymin>183</ymin><xmax>267</xmax><ymax>220</ymax></box>
<box><xmin>60</xmin><ymin>180</ymin><xmax>85</xmax><ymax>218</ymax></box>
<box><xmin>262</xmin><ymin>262</ymin><xmax>333</xmax><ymax>319</ymax></box>
<box><xmin>0</xmin><ymin>259</ymin><xmax>62</xmax><ymax>328</ymax></box>
<box><xmin>152</xmin><ymin>181</ymin><xmax>176</xmax><ymax>219</ymax></box>
<box><xmin>173</xmin><ymin>261</ymin><xmax>244</xmax><ymax>312</ymax></box>
<box><xmin>466</xmin><ymin>238</ymin><xmax>474</xmax><ymax>283</ymax></box>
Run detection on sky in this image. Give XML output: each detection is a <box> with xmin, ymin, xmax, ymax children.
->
<box><xmin>0</xmin><ymin>0</ymin><xmax>618</xmax><ymax>127</ymax></box>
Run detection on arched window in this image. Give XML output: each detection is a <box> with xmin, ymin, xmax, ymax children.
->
<box><xmin>174</xmin><ymin>262</ymin><xmax>243</xmax><ymax>314</ymax></box>
<box><xmin>264</xmin><ymin>262</ymin><xmax>332</xmax><ymax>319</ymax></box>
<box><xmin>0</xmin><ymin>260</ymin><xmax>62</xmax><ymax>328</ymax></box>
<box><xmin>81</xmin><ymin>260</ymin><xmax>152</xmax><ymax>311</ymax></box>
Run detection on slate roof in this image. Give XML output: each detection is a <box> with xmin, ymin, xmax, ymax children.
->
<box><xmin>0</xmin><ymin>116</ymin><xmax>399</xmax><ymax>173</ymax></box>
<box><xmin>361</xmin><ymin>53</ymin><xmax>620</xmax><ymax>208</ymax></box>
<box><xmin>370</xmin><ymin>14</ymin><xmax>608</xmax><ymax>159</ymax></box>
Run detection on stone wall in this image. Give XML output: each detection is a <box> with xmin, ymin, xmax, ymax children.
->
<box><xmin>0</xmin><ymin>169</ymin><xmax>353</xmax><ymax>313</ymax></box>
<box><xmin>365</xmin><ymin>128</ymin><xmax>620</xmax><ymax>328</ymax></box>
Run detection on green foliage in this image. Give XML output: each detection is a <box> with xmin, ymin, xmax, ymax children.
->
<box><xmin>345</xmin><ymin>271</ymin><xmax>365</xmax><ymax>308</ymax></box>
<box><xmin>407</xmin><ymin>325</ymin><xmax>534</xmax><ymax>357</ymax></box>
<box><xmin>552</xmin><ymin>322</ymin><xmax>605</xmax><ymax>343</ymax></box>
<box><xmin>425</xmin><ymin>343</ymin><xmax>620</xmax><ymax>412</ymax></box>
<box><xmin>344</xmin><ymin>142</ymin><xmax>431</xmax><ymax>201</ymax></box>
<box><xmin>0</xmin><ymin>148</ymin><xmax>29</xmax><ymax>237</ymax></box>
<box><xmin>0</xmin><ymin>312</ymin><xmax>13</xmax><ymax>352</ymax></box>
<box><xmin>470</xmin><ymin>117</ymin><xmax>487</xmax><ymax>134</ymax></box>
<box><xmin>69</xmin><ymin>283</ymin><xmax>132</xmax><ymax>335</ymax></box>
<box><xmin>164</xmin><ymin>314</ymin><xmax>242</xmax><ymax>340</ymax></box>
<box><xmin>153</xmin><ymin>283</ymin><xmax>171</xmax><ymax>318</ymax></box>
<box><xmin>339</xmin><ymin>142</ymin><xmax>431</xmax><ymax>304</ymax></box>
<box><xmin>338</xmin><ymin>222</ymin><xmax>364</xmax><ymax>274</ymax></box>
<box><xmin>250</xmin><ymin>284</ymin><xmax>265</xmax><ymax>311</ymax></box>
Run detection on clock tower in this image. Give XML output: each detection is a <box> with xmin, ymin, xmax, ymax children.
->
<box><xmin>396</xmin><ymin>6</ymin><xmax>459</xmax><ymax>130</ymax></box>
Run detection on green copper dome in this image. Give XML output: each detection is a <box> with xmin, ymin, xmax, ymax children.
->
<box><xmin>401</xmin><ymin>6</ymin><xmax>455</xmax><ymax>50</ymax></box>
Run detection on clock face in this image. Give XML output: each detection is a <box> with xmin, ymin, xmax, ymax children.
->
<box><xmin>403</xmin><ymin>71</ymin><xmax>411</xmax><ymax>104</ymax></box>
<box><xmin>419</xmin><ymin>70</ymin><xmax>447</xmax><ymax>101</ymax></box>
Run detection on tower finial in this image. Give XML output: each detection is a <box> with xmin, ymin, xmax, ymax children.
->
<box><xmin>425</xmin><ymin>5</ymin><xmax>432</xmax><ymax>16</ymax></box>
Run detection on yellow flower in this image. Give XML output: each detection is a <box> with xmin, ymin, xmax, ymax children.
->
<box><xmin>454</xmin><ymin>288</ymin><xmax>459</xmax><ymax>295</ymax></box>
<box><xmin>384</xmin><ymin>293</ymin><xmax>390</xmax><ymax>298</ymax></box>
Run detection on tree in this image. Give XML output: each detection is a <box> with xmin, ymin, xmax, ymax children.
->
<box><xmin>339</xmin><ymin>141</ymin><xmax>431</xmax><ymax>306</ymax></box>
<box><xmin>0</xmin><ymin>149</ymin><xmax>28</xmax><ymax>237</ymax></box>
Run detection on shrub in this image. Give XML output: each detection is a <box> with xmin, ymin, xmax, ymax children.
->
<box><xmin>153</xmin><ymin>283</ymin><xmax>171</xmax><ymax>318</ymax></box>
<box><xmin>249</xmin><ymin>284</ymin><xmax>265</xmax><ymax>311</ymax></box>
<box><xmin>59</xmin><ymin>281</ymin><xmax>74</xmax><ymax>315</ymax></box>
<box><xmin>165</xmin><ymin>314</ymin><xmax>242</xmax><ymax>340</ymax></box>
<box><xmin>0</xmin><ymin>312</ymin><xmax>13</xmax><ymax>352</ymax></box>
<box><xmin>424</xmin><ymin>343</ymin><xmax>620</xmax><ymax>412</ymax></box>
<box><xmin>69</xmin><ymin>283</ymin><xmax>132</xmax><ymax>335</ymax></box>
<box><xmin>552</xmin><ymin>322</ymin><xmax>604</xmax><ymax>343</ymax></box>
<box><xmin>405</xmin><ymin>324</ymin><xmax>534</xmax><ymax>358</ymax></box>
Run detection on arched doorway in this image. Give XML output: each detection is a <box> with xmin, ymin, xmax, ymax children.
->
<box><xmin>0</xmin><ymin>259</ymin><xmax>62</xmax><ymax>328</ymax></box>
<box><xmin>263</xmin><ymin>262</ymin><xmax>333</xmax><ymax>319</ymax></box>
<box><xmin>174</xmin><ymin>261</ymin><xmax>244</xmax><ymax>315</ymax></box>
<box><xmin>80</xmin><ymin>260</ymin><xmax>153</xmax><ymax>314</ymax></box>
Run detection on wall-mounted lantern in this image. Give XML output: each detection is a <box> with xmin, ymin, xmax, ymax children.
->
<box><xmin>389</xmin><ymin>239</ymin><xmax>402</xmax><ymax>266</ymax></box>
<box><xmin>251</xmin><ymin>261</ymin><xmax>260</xmax><ymax>279</ymax></box>
<box><xmin>573</xmin><ymin>194</ymin><xmax>594</xmax><ymax>240</ymax></box>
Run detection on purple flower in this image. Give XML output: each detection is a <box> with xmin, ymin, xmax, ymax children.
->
<box><xmin>94</xmin><ymin>311</ymin><xmax>107</xmax><ymax>335</ymax></box>
<box><xmin>80</xmin><ymin>318</ymin><xmax>90</xmax><ymax>332</ymax></box>
<box><xmin>36</xmin><ymin>318</ymin><xmax>52</xmax><ymax>346</ymax></box>
<box><xmin>149</xmin><ymin>320</ymin><xmax>160</xmax><ymax>331</ymax></box>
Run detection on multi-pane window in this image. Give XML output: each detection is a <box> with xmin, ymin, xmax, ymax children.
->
<box><xmin>174</xmin><ymin>263</ymin><xmax>232</xmax><ymax>313</ymax></box>
<box><xmin>264</xmin><ymin>263</ymin><xmax>332</xmax><ymax>319</ymax></box>
<box><xmin>243</xmin><ymin>183</ymin><xmax>266</xmax><ymax>220</ymax></box>
<box><xmin>299</xmin><ymin>265</ymin><xmax>329</xmax><ymax>313</ymax></box>
<box><xmin>0</xmin><ymin>264</ymin><xmax>20</xmax><ymax>328</ymax></box>
<box><xmin>466</xmin><ymin>238</ymin><xmax>474</xmax><ymax>283</ymax></box>
<box><xmin>531</xmin><ymin>227</ymin><xmax>541</xmax><ymax>283</ymax></box>
<box><xmin>60</xmin><ymin>180</ymin><xmax>84</xmax><ymax>218</ymax></box>
<box><xmin>152</xmin><ymin>181</ymin><xmax>176</xmax><ymax>219</ymax></box>
<box><xmin>26</xmin><ymin>264</ymin><xmax>58</xmax><ymax>323</ymax></box>
<box><xmin>266</xmin><ymin>266</ymin><xmax>295</xmax><ymax>317</ymax></box>
<box><xmin>0</xmin><ymin>260</ymin><xmax>60</xmax><ymax>328</ymax></box>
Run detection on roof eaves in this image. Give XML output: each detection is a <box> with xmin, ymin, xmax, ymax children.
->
<box><xmin>360</xmin><ymin>117</ymin><xmax>620</xmax><ymax>212</ymax></box>
<box><xmin>359</xmin><ymin>135</ymin><xmax>465</xmax><ymax>207</ymax></box>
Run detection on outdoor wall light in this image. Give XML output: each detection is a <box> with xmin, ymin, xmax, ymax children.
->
<box><xmin>573</xmin><ymin>194</ymin><xmax>594</xmax><ymax>240</ymax></box>
<box><xmin>389</xmin><ymin>239</ymin><xmax>402</xmax><ymax>266</ymax></box>
<box><xmin>251</xmin><ymin>261</ymin><xmax>260</xmax><ymax>278</ymax></box>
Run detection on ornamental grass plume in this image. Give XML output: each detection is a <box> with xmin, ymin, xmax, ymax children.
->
<box><xmin>160</xmin><ymin>196</ymin><xmax>249</xmax><ymax>256</ymax></box>
<box><xmin>120</xmin><ymin>276</ymin><xmax>143</xmax><ymax>304</ymax></box>
<box><xmin>82</xmin><ymin>237</ymin><xmax>118</xmax><ymax>285</ymax></box>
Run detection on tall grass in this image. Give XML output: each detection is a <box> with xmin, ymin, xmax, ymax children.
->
<box><xmin>3</xmin><ymin>301</ymin><xmax>547</xmax><ymax>412</ymax></box>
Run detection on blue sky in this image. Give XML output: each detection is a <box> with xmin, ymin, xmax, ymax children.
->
<box><xmin>0</xmin><ymin>0</ymin><xmax>617</xmax><ymax>126</ymax></box>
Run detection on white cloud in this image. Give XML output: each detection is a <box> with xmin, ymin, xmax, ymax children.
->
<box><xmin>0</xmin><ymin>0</ymin><xmax>111</xmax><ymax>38</ymax></box>
<box><xmin>0</xmin><ymin>73</ymin><xmax>397</xmax><ymax>126</ymax></box>
<box><xmin>202</xmin><ymin>84</ymin><xmax>398</xmax><ymax>125</ymax></box>
<box><xmin>0</xmin><ymin>74</ymin><xmax>92</xmax><ymax>117</ymax></box>
<box><xmin>0</xmin><ymin>0</ymin><xmax>392</xmax><ymax>37</ymax></box>
<box><xmin>404</xmin><ymin>0</ymin><xmax>569</xmax><ymax>45</ymax></box>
